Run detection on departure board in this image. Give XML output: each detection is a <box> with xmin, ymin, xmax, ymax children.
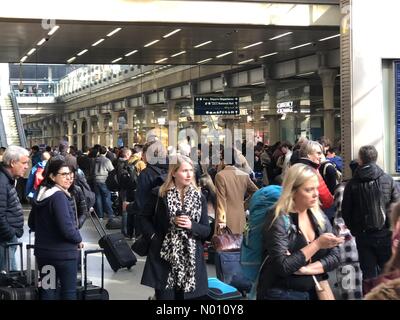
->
<box><xmin>396</xmin><ymin>61</ymin><xmax>400</xmax><ymax>172</ymax></box>
<box><xmin>194</xmin><ymin>97</ymin><xmax>239</xmax><ymax>115</ymax></box>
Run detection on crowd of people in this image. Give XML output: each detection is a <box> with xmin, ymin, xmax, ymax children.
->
<box><xmin>0</xmin><ymin>134</ymin><xmax>399</xmax><ymax>300</ymax></box>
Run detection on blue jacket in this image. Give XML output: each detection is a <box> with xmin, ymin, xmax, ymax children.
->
<box><xmin>25</xmin><ymin>160</ymin><xmax>47</xmax><ymax>199</ymax></box>
<box><xmin>28</xmin><ymin>186</ymin><xmax>82</xmax><ymax>260</ymax></box>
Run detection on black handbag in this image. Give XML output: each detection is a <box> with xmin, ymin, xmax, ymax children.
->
<box><xmin>131</xmin><ymin>235</ymin><xmax>151</xmax><ymax>257</ymax></box>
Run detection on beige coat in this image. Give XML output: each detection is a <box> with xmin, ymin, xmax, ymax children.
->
<box><xmin>215</xmin><ymin>166</ymin><xmax>258</xmax><ymax>234</ymax></box>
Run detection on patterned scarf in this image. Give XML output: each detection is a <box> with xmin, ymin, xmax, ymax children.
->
<box><xmin>160</xmin><ymin>185</ymin><xmax>202</xmax><ymax>293</ymax></box>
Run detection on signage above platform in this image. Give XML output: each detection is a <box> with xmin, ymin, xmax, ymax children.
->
<box><xmin>194</xmin><ymin>97</ymin><xmax>240</xmax><ymax>116</ymax></box>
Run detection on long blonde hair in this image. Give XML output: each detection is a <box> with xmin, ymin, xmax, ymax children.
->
<box><xmin>271</xmin><ymin>163</ymin><xmax>325</xmax><ymax>229</ymax></box>
<box><xmin>159</xmin><ymin>154</ymin><xmax>199</xmax><ymax>197</ymax></box>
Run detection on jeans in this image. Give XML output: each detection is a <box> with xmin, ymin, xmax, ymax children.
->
<box><xmin>261</xmin><ymin>288</ymin><xmax>310</xmax><ymax>300</ymax></box>
<box><xmin>355</xmin><ymin>231</ymin><xmax>392</xmax><ymax>280</ymax></box>
<box><xmin>0</xmin><ymin>235</ymin><xmax>18</xmax><ymax>272</ymax></box>
<box><xmin>94</xmin><ymin>182</ymin><xmax>114</xmax><ymax>219</ymax></box>
<box><xmin>37</xmin><ymin>258</ymin><xmax>78</xmax><ymax>300</ymax></box>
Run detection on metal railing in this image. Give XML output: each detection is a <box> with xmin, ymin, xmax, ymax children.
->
<box><xmin>9</xmin><ymin>92</ymin><xmax>28</xmax><ymax>148</ymax></box>
<box><xmin>0</xmin><ymin>101</ymin><xmax>8</xmax><ymax>147</ymax></box>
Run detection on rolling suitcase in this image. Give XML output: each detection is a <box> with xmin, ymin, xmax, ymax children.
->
<box><xmin>89</xmin><ymin>208</ymin><xmax>137</xmax><ymax>272</ymax></box>
<box><xmin>0</xmin><ymin>237</ymin><xmax>38</xmax><ymax>300</ymax></box>
<box><xmin>77</xmin><ymin>249</ymin><xmax>109</xmax><ymax>300</ymax></box>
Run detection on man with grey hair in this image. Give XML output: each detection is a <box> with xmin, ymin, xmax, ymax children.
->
<box><xmin>0</xmin><ymin>145</ymin><xmax>29</xmax><ymax>271</ymax></box>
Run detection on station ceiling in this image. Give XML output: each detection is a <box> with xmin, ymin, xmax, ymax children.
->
<box><xmin>0</xmin><ymin>19</ymin><xmax>339</xmax><ymax>67</ymax></box>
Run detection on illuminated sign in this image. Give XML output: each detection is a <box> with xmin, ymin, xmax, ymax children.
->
<box><xmin>194</xmin><ymin>97</ymin><xmax>239</xmax><ymax>115</ymax></box>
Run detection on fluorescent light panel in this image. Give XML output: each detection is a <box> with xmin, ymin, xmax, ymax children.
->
<box><xmin>112</xmin><ymin>57</ymin><xmax>122</xmax><ymax>63</ymax></box>
<box><xmin>259</xmin><ymin>52</ymin><xmax>278</xmax><ymax>58</ymax></box>
<box><xmin>125</xmin><ymin>50</ymin><xmax>138</xmax><ymax>57</ymax></box>
<box><xmin>27</xmin><ymin>48</ymin><xmax>36</xmax><ymax>56</ymax></box>
<box><xmin>216</xmin><ymin>51</ymin><xmax>233</xmax><ymax>58</ymax></box>
<box><xmin>297</xmin><ymin>71</ymin><xmax>314</xmax><ymax>77</ymax></box>
<box><xmin>238</xmin><ymin>58</ymin><xmax>254</xmax><ymax>64</ymax></box>
<box><xmin>194</xmin><ymin>40</ymin><xmax>212</xmax><ymax>48</ymax></box>
<box><xmin>319</xmin><ymin>34</ymin><xmax>340</xmax><ymax>42</ymax></box>
<box><xmin>144</xmin><ymin>40</ymin><xmax>159</xmax><ymax>47</ymax></box>
<box><xmin>20</xmin><ymin>56</ymin><xmax>28</xmax><ymax>63</ymax></box>
<box><xmin>37</xmin><ymin>38</ymin><xmax>46</xmax><ymax>46</ymax></box>
<box><xmin>171</xmin><ymin>51</ymin><xmax>186</xmax><ymax>57</ymax></box>
<box><xmin>77</xmin><ymin>49</ymin><xmax>88</xmax><ymax>56</ymax></box>
<box><xmin>92</xmin><ymin>39</ymin><xmax>104</xmax><ymax>47</ymax></box>
<box><xmin>155</xmin><ymin>58</ymin><xmax>168</xmax><ymax>63</ymax></box>
<box><xmin>163</xmin><ymin>29</ymin><xmax>181</xmax><ymax>38</ymax></box>
<box><xmin>242</xmin><ymin>41</ymin><xmax>262</xmax><ymax>49</ymax></box>
<box><xmin>289</xmin><ymin>42</ymin><xmax>312</xmax><ymax>50</ymax></box>
<box><xmin>269</xmin><ymin>32</ymin><xmax>293</xmax><ymax>41</ymax></box>
<box><xmin>48</xmin><ymin>25</ymin><xmax>60</xmax><ymax>36</ymax></box>
<box><xmin>107</xmin><ymin>28</ymin><xmax>122</xmax><ymax>37</ymax></box>
<box><xmin>197</xmin><ymin>58</ymin><xmax>212</xmax><ymax>64</ymax></box>
<box><xmin>67</xmin><ymin>57</ymin><xmax>76</xmax><ymax>63</ymax></box>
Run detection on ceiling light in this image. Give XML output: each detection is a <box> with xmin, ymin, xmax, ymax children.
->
<box><xmin>27</xmin><ymin>48</ymin><xmax>36</xmax><ymax>56</ymax></box>
<box><xmin>144</xmin><ymin>40</ymin><xmax>160</xmax><ymax>47</ymax></box>
<box><xmin>37</xmin><ymin>38</ymin><xmax>46</xmax><ymax>46</ymax></box>
<box><xmin>20</xmin><ymin>56</ymin><xmax>28</xmax><ymax>63</ymax></box>
<box><xmin>197</xmin><ymin>58</ymin><xmax>213</xmax><ymax>64</ymax></box>
<box><xmin>238</xmin><ymin>58</ymin><xmax>254</xmax><ymax>64</ymax></box>
<box><xmin>289</xmin><ymin>42</ymin><xmax>312</xmax><ymax>50</ymax></box>
<box><xmin>269</xmin><ymin>32</ymin><xmax>293</xmax><ymax>41</ymax></box>
<box><xmin>111</xmin><ymin>57</ymin><xmax>122</xmax><ymax>63</ymax></box>
<box><xmin>297</xmin><ymin>71</ymin><xmax>315</xmax><ymax>77</ymax></box>
<box><xmin>77</xmin><ymin>49</ymin><xmax>88</xmax><ymax>56</ymax></box>
<box><xmin>242</xmin><ymin>42</ymin><xmax>262</xmax><ymax>49</ymax></box>
<box><xmin>107</xmin><ymin>28</ymin><xmax>122</xmax><ymax>37</ymax></box>
<box><xmin>194</xmin><ymin>40</ymin><xmax>212</xmax><ymax>48</ymax></box>
<box><xmin>47</xmin><ymin>25</ymin><xmax>60</xmax><ymax>36</ymax></box>
<box><xmin>125</xmin><ymin>50</ymin><xmax>138</xmax><ymax>57</ymax></box>
<box><xmin>171</xmin><ymin>51</ymin><xmax>186</xmax><ymax>57</ymax></box>
<box><xmin>163</xmin><ymin>29</ymin><xmax>181</xmax><ymax>38</ymax></box>
<box><xmin>155</xmin><ymin>58</ymin><xmax>168</xmax><ymax>63</ymax></box>
<box><xmin>318</xmin><ymin>34</ymin><xmax>340</xmax><ymax>42</ymax></box>
<box><xmin>216</xmin><ymin>51</ymin><xmax>233</xmax><ymax>58</ymax></box>
<box><xmin>92</xmin><ymin>39</ymin><xmax>105</xmax><ymax>47</ymax></box>
<box><xmin>67</xmin><ymin>57</ymin><xmax>76</xmax><ymax>63</ymax></box>
<box><xmin>259</xmin><ymin>52</ymin><xmax>278</xmax><ymax>58</ymax></box>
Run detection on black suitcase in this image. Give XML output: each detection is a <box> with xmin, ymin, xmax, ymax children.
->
<box><xmin>89</xmin><ymin>208</ymin><xmax>137</xmax><ymax>272</ymax></box>
<box><xmin>0</xmin><ymin>239</ymin><xmax>38</xmax><ymax>300</ymax></box>
<box><xmin>77</xmin><ymin>249</ymin><xmax>109</xmax><ymax>300</ymax></box>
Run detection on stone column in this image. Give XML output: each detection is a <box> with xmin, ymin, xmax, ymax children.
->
<box><xmin>66</xmin><ymin>120</ymin><xmax>73</xmax><ymax>145</ymax></box>
<box><xmin>167</xmin><ymin>100</ymin><xmax>178</xmax><ymax>149</ymax></box>
<box><xmin>126</xmin><ymin>108</ymin><xmax>135</xmax><ymax>148</ymax></box>
<box><xmin>267</xmin><ymin>85</ymin><xmax>279</xmax><ymax>145</ymax></box>
<box><xmin>251</xmin><ymin>93</ymin><xmax>266</xmax><ymax>142</ymax></box>
<box><xmin>85</xmin><ymin>116</ymin><xmax>93</xmax><ymax>148</ymax></box>
<box><xmin>97</xmin><ymin>114</ymin><xmax>106</xmax><ymax>146</ymax></box>
<box><xmin>75</xmin><ymin>118</ymin><xmax>83</xmax><ymax>150</ymax></box>
<box><xmin>111</xmin><ymin>111</ymin><xmax>119</xmax><ymax>148</ymax></box>
<box><xmin>318</xmin><ymin>67</ymin><xmax>337</xmax><ymax>143</ymax></box>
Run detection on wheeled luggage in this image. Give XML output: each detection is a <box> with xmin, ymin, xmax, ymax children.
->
<box><xmin>207</xmin><ymin>277</ymin><xmax>242</xmax><ymax>300</ymax></box>
<box><xmin>89</xmin><ymin>208</ymin><xmax>137</xmax><ymax>272</ymax></box>
<box><xmin>77</xmin><ymin>249</ymin><xmax>109</xmax><ymax>300</ymax></box>
<box><xmin>0</xmin><ymin>237</ymin><xmax>39</xmax><ymax>300</ymax></box>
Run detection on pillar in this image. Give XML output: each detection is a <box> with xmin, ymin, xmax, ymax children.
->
<box><xmin>318</xmin><ymin>67</ymin><xmax>337</xmax><ymax>143</ymax></box>
<box><xmin>126</xmin><ymin>108</ymin><xmax>135</xmax><ymax>148</ymax></box>
<box><xmin>66</xmin><ymin>120</ymin><xmax>73</xmax><ymax>145</ymax></box>
<box><xmin>85</xmin><ymin>116</ymin><xmax>93</xmax><ymax>148</ymax></box>
<box><xmin>167</xmin><ymin>100</ymin><xmax>178</xmax><ymax>149</ymax></box>
<box><xmin>76</xmin><ymin>118</ymin><xmax>83</xmax><ymax>150</ymax></box>
<box><xmin>97</xmin><ymin>114</ymin><xmax>106</xmax><ymax>146</ymax></box>
<box><xmin>111</xmin><ymin>111</ymin><xmax>119</xmax><ymax>148</ymax></box>
<box><xmin>267</xmin><ymin>85</ymin><xmax>279</xmax><ymax>145</ymax></box>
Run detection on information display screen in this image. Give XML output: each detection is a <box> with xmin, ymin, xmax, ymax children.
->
<box><xmin>194</xmin><ymin>96</ymin><xmax>239</xmax><ymax>115</ymax></box>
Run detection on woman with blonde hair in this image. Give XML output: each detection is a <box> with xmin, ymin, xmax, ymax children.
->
<box><xmin>139</xmin><ymin>155</ymin><xmax>210</xmax><ymax>300</ymax></box>
<box><xmin>257</xmin><ymin>163</ymin><xmax>343</xmax><ymax>300</ymax></box>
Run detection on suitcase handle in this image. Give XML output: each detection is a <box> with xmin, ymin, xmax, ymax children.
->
<box><xmin>83</xmin><ymin>249</ymin><xmax>105</xmax><ymax>291</ymax></box>
<box><xmin>88</xmin><ymin>208</ymin><xmax>108</xmax><ymax>238</ymax></box>
<box><xmin>4</xmin><ymin>242</ymin><xmax>23</xmax><ymax>275</ymax></box>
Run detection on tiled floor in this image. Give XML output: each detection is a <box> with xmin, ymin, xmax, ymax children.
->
<box><xmin>18</xmin><ymin>207</ymin><xmax>216</xmax><ymax>300</ymax></box>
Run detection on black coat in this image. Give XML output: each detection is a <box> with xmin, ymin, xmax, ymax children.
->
<box><xmin>0</xmin><ymin>165</ymin><xmax>24</xmax><ymax>242</ymax></box>
<box><xmin>139</xmin><ymin>188</ymin><xmax>210</xmax><ymax>299</ymax></box>
<box><xmin>342</xmin><ymin>163</ymin><xmax>400</xmax><ymax>235</ymax></box>
<box><xmin>257</xmin><ymin>210</ymin><xmax>340</xmax><ymax>296</ymax></box>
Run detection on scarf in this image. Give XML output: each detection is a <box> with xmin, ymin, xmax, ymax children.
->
<box><xmin>160</xmin><ymin>185</ymin><xmax>202</xmax><ymax>293</ymax></box>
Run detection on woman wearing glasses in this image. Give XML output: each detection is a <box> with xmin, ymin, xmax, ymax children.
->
<box><xmin>28</xmin><ymin>159</ymin><xmax>83</xmax><ymax>300</ymax></box>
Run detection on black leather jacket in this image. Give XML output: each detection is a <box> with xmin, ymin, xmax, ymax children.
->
<box><xmin>257</xmin><ymin>209</ymin><xmax>340</xmax><ymax>296</ymax></box>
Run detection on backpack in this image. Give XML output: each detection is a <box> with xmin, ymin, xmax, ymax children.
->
<box><xmin>240</xmin><ymin>185</ymin><xmax>282</xmax><ymax>283</ymax></box>
<box><xmin>322</xmin><ymin>161</ymin><xmax>343</xmax><ymax>185</ymax></box>
<box><xmin>354</xmin><ymin>178</ymin><xmax>386</xmax><ymax>231</ymax></box>
<box><xmin>75</xmin><ymin>169</ymin><xmax>96</xmax><ymax>209</ymax></box>
<box><xmin>118</xmin><ymin>160</ymin><xmax>139</xmax><ymax>190</ymax></box>
<box><xmin>105</xmin><ymin>169</ymin><xmax>120</xmax><ymax>192</ymax></box>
